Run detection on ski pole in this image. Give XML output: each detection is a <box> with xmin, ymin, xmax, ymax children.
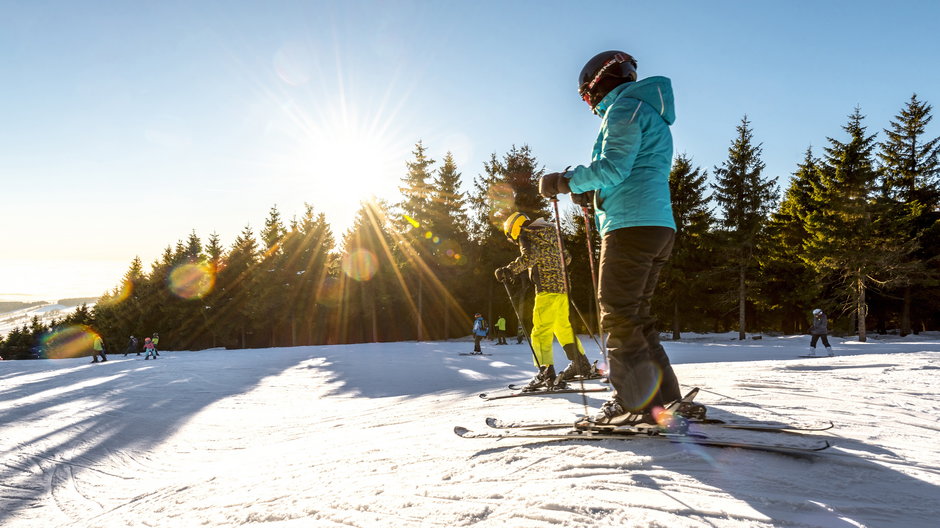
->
<box><xmin>579</xmin><ymin>203</ymin><xmax>608</xmax><ymax>370</ymax></box>
<box><xmin>550</xmin><ymin>197</ymin><xmax>591</xmax><ymax>413</ymax></box>
<box><xmin>500</xmin><ymin>277</ymin><xmax>540</xmax><ymax>370</ymax></box>
<box><xmin>550</xmin><ymin>198</ymin><xmax>604</xmax><ymax>355</ymax></box>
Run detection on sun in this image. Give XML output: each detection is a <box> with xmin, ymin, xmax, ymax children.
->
<box><xmin>292</xmin><ymin>104</ymin><xmax>405</xmax><ymax>226</ymax></box>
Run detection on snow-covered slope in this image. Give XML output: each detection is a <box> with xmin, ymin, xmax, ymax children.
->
<box><xmin>1</xmin><ymin>334</ymin><xmax>938</xmax><ymax>527</ymax></box>
<box><xmin>0</xmin><ymin>302</ymin><xmax>93</xmax><ymax>338</ymax></box>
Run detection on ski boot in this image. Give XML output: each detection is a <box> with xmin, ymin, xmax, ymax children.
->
<box><xmin>521</xmin><ymin>365</ymin><xmax>557</xmax><ymax>392</ymax></box>
<box><xmin>555</xmin><ymin>350</ymin><xmax>594</xmax><ymax>384</ymax></box>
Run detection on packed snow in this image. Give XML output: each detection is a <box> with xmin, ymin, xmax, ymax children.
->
<box><xmin>1</xmin><ymin>332</ymin><xmax>938</xmax><ymax>527</ymax></box>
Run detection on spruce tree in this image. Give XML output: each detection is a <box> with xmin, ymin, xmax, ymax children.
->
<box><xmin>425</xmin><ymin>152</ymin><xmax>472</xmax><ymax>338</ymax></box>
<box><xmin>339</xmin><ymin>199</ymin><xmax>407</xmax><ymax>343</ymax></box>
<box><xmin>877</xmin><ymin>94</ymin><xmax>940</xmax><ymax>334</ymax></box>
<box><xmin>396</xmin><ymin>142</ymin><xmax>438</xmax><ymax>341</ymax></box>
<box><xmin>659</xmin><ymin>154</ymin><xmax>716</xmax><ymax>337</ymax></box>
<box><xmin>804</xmin><ymin>107</ymin><xmax>917</xmax><ymax>341</ymax></box>
<box><xmin>282</xmin><ymin>204</ymin><xmax>336</xmax><ymax>345</ymax></box>
<box><xmin>757</xmin><ymin>148</ymin><xmax>822</xmax><ymax>333</ymax></box>
<box><xmin>258</xmin><ymin>206</ymin><xmax>290</xmax><ymax>346</ymax></box>
<box><xmin>711</xmin><ymin>116</ymin><xmax>778</xmax><ymax>339</ymax></box>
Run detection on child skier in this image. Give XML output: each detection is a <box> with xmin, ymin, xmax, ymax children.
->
<box><xmin>495</xmin><ymin>212</ymin><xmax>592</xmax><ymax>390</ymax></box>
<box><xmin>143</xmin><ymin>337</ymin><xmax>157</xmax><ymax>360</ymax></box>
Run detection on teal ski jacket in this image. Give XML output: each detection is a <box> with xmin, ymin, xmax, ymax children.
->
<box><xmin>566</xmin><ymin>76</ymin><xmax>677</xmax><ymax>235</ymax></box>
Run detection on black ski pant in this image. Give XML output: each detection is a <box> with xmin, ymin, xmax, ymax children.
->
<box><xmin>598</xmin><ymin>226</ymin><xmax>681</xmax><ymax>413</ymax></box>
<box><xmin>810</xmin><ymin>334</ymin><xmax>830</xmax><ymax>348</ymax></box>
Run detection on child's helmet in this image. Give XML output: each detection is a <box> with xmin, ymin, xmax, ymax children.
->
<box><xmin>578</xmin><ymin>51</ymin><xmax>637</xmax><ymax>111</ymax></box>
<box><xmin>812</xmin><ymin>308</ymin><xmax>822</xmax><ymax>315</ymax></box>
<box><xmin>503</xmin><ymin>212</ymin><xmax>530</xmax><ymax>242</ymax></box>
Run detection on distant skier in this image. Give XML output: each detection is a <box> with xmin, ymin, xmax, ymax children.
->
<box><xmin>537</xmin><ymin>50</ymin><xmax>702</xmax><ymax>425</ymax></box>
<box><xmin>124</xmin><ymin>335</ymin><xmax>140</xmax><ymax>357</ymax></box>
<box><xmin>495</xmin><ymin>212</ymin><xmax>592</xmax><ymax>390</ymax></box>
<box><xmin>151</xmin><ymin>333</ymin><xmax>160</xmax><ymax>356</ymax></box>
<box><xmin>495</xmin><ymin>316</ymin><xmax>507</xmax><ymax>345</ymax></box>
<box><xmin>471</xmin><ymin>313</ymin><xmax>487</xmax><ymax>354</ymax></box>
<box><xmin>143</xmin><ymin>337</ymin><xmax>157</xmax><ymax>360</ymax></box>
<box><xmin>809</xmin><ymin>309</ymin><xmax>833</xmax><ymax>356</ymax></box>
<box><xmin>91</xmin><ymin>335</ymin><xmax>107</xmax><ymax>363</ymax></box>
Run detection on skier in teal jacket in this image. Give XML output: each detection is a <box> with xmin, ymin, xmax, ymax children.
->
<box><xmin>539</xmin><ymin>51</ymin><xmax>702</xmax><ymax>427</ymax></box>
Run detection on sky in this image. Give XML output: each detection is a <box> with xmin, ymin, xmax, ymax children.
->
<box><xmin>2</xmin><ymin>0</ymin><xmax>939</xmax><ymax>301</ymax></box>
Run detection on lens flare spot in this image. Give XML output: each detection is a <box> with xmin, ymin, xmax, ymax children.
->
<box><xmin>618</xmin><ymin>360</ymin><xmax>664</xmax><ymax>411</ymax></box>
<box><xmin>168</xmin><ymin>263</ymin><xmax>216</xmax><ymax>300</ymax></box>
<box><xmin>342</xmin><ymin>249</ymin><xmax>378</xmax><ymax>281</ymax></box>
<box><xmin>424</xmin><ymin>231</ymin><xmax>432</xmax><ymax>239</ymax></box>
<box><xmin>100</xmin><ymin>279</ymin><xmax>132</xmax><ymax>307</ymax></box>
<box><xmin>41</xmin><ymin>325</ymin><xmax>99</xmax><ymax>359</ymax></box>
<box><xmin>487</xmin><ymin>183</ymin><xmax>515</xmax><ymax>227</ymax></box>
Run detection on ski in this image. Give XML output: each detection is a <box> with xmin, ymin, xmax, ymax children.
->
<box><xmin>454</xmin><ymin>426</ymin><xmax>831</xmax><ymax>456</ymax></box>
<box><xmin>484</xmin><ymin>416</ymin><xmax>834</xmax><ymax>433</ymax></box>
<box><xmin>479</xmin><ymin>386</ymin><xmax>609</xmax><ymax>401</ymax></box>
<box><xmin>459</xmin><ymin>353</ymin><xmax>493</xmax><ymax>356</ymax></box>
<box><xmin>507</xmin><ymin>376</ymin><xmax>606</xmax><ymax>391</ymax></box>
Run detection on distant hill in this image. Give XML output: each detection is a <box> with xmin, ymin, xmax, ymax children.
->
<box><xmin>57</xmin><ymin>297</ymin><xmax>99</xmax><ymax>307</ymax></box>
<box><xmin>0</xmin><ymin>301</ymin><xmax>48</xmax><ymax>315</ymax></box>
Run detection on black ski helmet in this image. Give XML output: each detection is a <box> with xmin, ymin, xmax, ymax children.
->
<box><xmin>578</xmin><ymin>50</ymin><xmax>637</xmax><ymax>111</ymax></box>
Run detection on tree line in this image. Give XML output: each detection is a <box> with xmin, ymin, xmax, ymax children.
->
<box><xmin>1</xmin><ymin>95</ymin><xmax>937</xmax><ymax>359</ymax></box>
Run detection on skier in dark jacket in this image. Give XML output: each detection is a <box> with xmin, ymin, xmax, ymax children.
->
<box><xmin>539</xmin><ymin>50</ymin><xmax>702</xmax><ymax>426</ymax></box>
<box><xmin>124</xmin><ymin>335</ymin><xmax>139</xmax><ymax>357</ymax></box>
<box><xmin>808</xmin><ymin>309</ymin><xmax>833</xmax><ymax>356</ymax></box>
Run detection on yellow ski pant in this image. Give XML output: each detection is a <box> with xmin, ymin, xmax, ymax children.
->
<box><xmin>530</xmin><ymin>292</ymin><xmax>585</xmax><ymax>367</ymax></box>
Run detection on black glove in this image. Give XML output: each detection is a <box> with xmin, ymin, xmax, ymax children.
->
<box><xmin>494</xmin><ymin>266</ymin><xmax>513</xmax><ymax>282</ymax></box>
<box><xmin>538</xmin><ymin>171</ymin><xmax>572</xmax><ymax>198</ymax></box>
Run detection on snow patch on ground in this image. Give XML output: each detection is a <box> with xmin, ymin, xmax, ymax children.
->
<box><xmin>1</xmin><ymin>334</ymin><xmax>938</xmax><ymax>527</ymax></box>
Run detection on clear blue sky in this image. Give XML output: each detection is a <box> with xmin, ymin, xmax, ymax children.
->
<box><xmin>2</xmin><ymin>0</ymin><xmax>939</xmax><ymax>301</ymax></box>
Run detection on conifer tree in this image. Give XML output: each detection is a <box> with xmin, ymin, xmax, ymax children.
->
<box><xmin>425</xmin><ymin>152</ymin><xmax>472</xmax><ymax>338</ymax></box>
<box><xmin>395</xmin><ymin>142</ymin><xmax>439</xmax><ymax>341</ymax></box>
<box><xmin>757</xmin><ymin>148</ymin><xmax>822</xmax><ymax>333</ymax></box>
<box><xmin>877</xmin><ymin>94</ymin><xmax>940</xmax><ymax>334</ymax></box>
<box><xmin>467</xmin><ymin>145</ymin><xmax>548</xmax><ymax>326</ymax></box>
<box><xmin>339</xmin><ymin>199</ymin><xmax>408</xmax><ymax>343</ymax></box>
<box><xmin>804</xmin><ymin>108</ymin><xmax>917</xmax><ymax>341</ymax></box>
<box><xmin>215</xmin><ymin>225</ymin><xmax>259</xmax><ymax>348</ymax></box>
<box><xmin>282</xmin><ymin>204</ymin><xmax>336</xmax><ymax>345</ymax></box>
<box><xmin>257</xmin><ymin>206</ymin><xmax>290</xmax><ymax>346</ymax></box>
<box><xmin>659</xmin><ymin>154</ymin><xmax>716</xmax><ymax>337</ymax></box>
<box><xmin>712</xmin><ymin>117</ymin><xmax>778</xmax><ymax>339</ymax></box>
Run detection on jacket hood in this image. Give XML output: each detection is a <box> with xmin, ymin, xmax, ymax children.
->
<box><xmin>596</xmin><ymin>76</ymin><xmax>675</xmax><ymax>125</ymax></box>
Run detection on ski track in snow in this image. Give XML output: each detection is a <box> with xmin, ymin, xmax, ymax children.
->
<box><xmin>0</xmin><ymin>333</ymin><xmax>938</xmax><ymax>527</ymax></box>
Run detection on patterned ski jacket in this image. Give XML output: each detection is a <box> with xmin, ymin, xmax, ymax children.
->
<box><xmin>503</xmin><ymin>219</ymin><xmax>568</xmax><ymax>295</ymax></box>
<box><xmin>566</xmin><ymin>76</ymin><xmax>677</xmax><ymax>236</ymax></box>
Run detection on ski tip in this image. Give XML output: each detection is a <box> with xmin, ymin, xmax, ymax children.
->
<box><xmin>485</xmin><ymin>417</ymin><xmax>499</xmax><ymax>428</ymax></box>
<box><xmin>478</xmin><ymin>393</ymin><xmax>488</xmax><ymax>399</ymax></box>
<box><xmin>454</xmin><ymin>426</ymin><xmax>471</xmax><ymax>437</ymax></box>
